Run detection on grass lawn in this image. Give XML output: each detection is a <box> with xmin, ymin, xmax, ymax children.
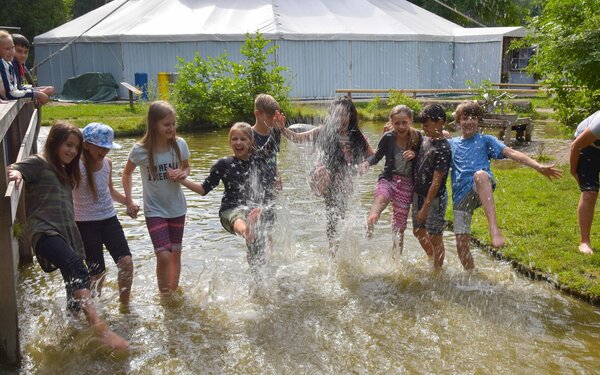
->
<box><xmin>447</xmin><ymin>163</ymin><xmax>600</xmax><ymax>303</ymax></box>
<box><xmin>42</xmin><ymin>102</ymin><xmax>147</xmax><ymax>136</ymax></box>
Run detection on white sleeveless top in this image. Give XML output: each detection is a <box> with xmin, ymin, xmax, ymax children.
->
<box><xmin>73</xmin><ymin>158</ymin><xmax>117</xmax><ymax>221</ymax></box>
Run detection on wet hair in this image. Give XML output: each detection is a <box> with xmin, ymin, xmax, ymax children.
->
<box><xmin>254</xmin><ymin>94</ymin><xmax>280</xmax><ymax>116</ymax></box>
<box><xmin>140</xmin><ymin>100</ymin><xmax>183</xmax><ymax>180</ymax></box>
<box><xmin>43</xmin><ymin>121</ymin><xmax>82</xmax><ymax>188</ymax></box>
<box><xmin>454</xmin><ymin>101</ymin><xmax>483</xmax><ymax>123</ymax></box>
<box><xmin>389</xmin><ymin>105</ymin><xmax>421</xmax><ymax>151</ymax></box>
<box><xmin>229</xmin><ymin>122</ymin><xmax>254</xmax><ymax>148</ymax></box>
<box><xmin>318</xmin><ymin>96</ymin><xmax>370</xmax><ymax>175</ymax></box>
<box><xmin>11</xmin><ymin>34</ymin><xmax>29</xmax><ymax>49</ymax></box>
<box><xmin>420</xmin><ymin>104</ymin><xmax>446</xmax><ymax>123</ymax></box>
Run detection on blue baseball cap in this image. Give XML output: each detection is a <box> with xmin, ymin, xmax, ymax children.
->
<box><xmin>82</xmin><ymin>122</ymin><xmax>121</xmax><ymax>149</ymax></box>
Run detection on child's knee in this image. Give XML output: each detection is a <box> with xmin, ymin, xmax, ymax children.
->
<box><xmin>473</xmin><ymin>170</ymin><xmax>492</xmax><ymax>185</ymax></box>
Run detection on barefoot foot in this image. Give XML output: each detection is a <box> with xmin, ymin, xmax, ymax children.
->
<box><xmin>579</xmin><ymin>243</ymin><xmax>594</xmax><ymax>255</ymax></box>
<box><xmin>490</xmin><ymin>230</ymin><xmax>505</xmax><ymax>248</ymax></box>
<box><xmin>93</xmin><ymin>322</ymin><xmax>129</xmax><ymax>350</ymax></box>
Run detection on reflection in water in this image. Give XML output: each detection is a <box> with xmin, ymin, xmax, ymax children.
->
<box><xmin>15</xmin><ymin>122</ymin><xmax>600</xmax><ymax>373</ymax></box>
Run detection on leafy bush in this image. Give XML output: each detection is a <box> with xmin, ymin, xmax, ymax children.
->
<box><xmin>387</xmin><ymin>91</ymin><xmax>422</xmax><ymax>114</ymax></box>
<box><xmin>173</xmin><ymin>32</ymin><xmax>291</xmax><ymax>129</ymax></box>
<box><xmin>515</xmin><ymin>0</ymin><xmax>600</xmax><ymax>128</ymax></box>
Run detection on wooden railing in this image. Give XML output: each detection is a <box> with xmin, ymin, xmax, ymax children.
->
<box><xmin>335</xmin><ymin>86</ymin><xmax>545</xmax><ymax>99</ymax></box>
<box><xmin>0</xmin><ymin>100</ymin><xmax>40</xmax><ymax>366</ymax></box>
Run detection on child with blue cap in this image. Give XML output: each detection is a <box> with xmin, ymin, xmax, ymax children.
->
<box><xmin>73</xmin><ymin>122</ymin><xmax>139</xmax><ymax>305</ymax></box>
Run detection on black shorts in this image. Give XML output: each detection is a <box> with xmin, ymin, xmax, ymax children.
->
<box><xmin>76</xmin><ymin>215</ymin><xmax>132</xmax><ymax>276</ymax></box>
<box><xmin>577</xmin><ymin>146</ymin><xmax>600</xmax><ymax>192</ymax></box>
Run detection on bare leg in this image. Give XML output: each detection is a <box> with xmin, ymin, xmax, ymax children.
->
<box><xmin>413</xmin><ymin>227</ymin><xmax>434</xmax><ymax>258</ymax></box>
<box><xmin>169</xmin><ymin>250</ymin><xmax>182</xmax><ymax>291</ymax></box>
<box><xmin>155</xmin><ymin>250</ymin><xmax>173</xmax><ymax>295</ymax></box>
<box><xmin>367</xmin><ymin>195</ymin><xmax>391</xmax><ymax>238</ymax></box>
<box><xmin>474</xmin><ymin>171</ymin><xmax>504</xmax><ymax>248</ymax></box>
<box><xmin>90</xmin><ymin>272</ymin><xmax>106</xmax><ymax>298</ymax></box>
<box><xmin>578</xmin><ymin>191</ymin><xmax>597</xmax><ymax>255</ymax></box>
<box><xmin>75</xmin><ymin>288</ymin><xmax>128</xmax><ymax>350</ymax></box>
<box><xmin>391</xmin><ymin>230</ymin><xmax>404</xmax><ymax>259</ymax></box>
<box><xmin>117</xmin><ymin>256</ymin><xmax>133</xmax><ymax>304</ymax></box>
<box><xmin>456</xmin><ymin>234</ymin><xmax>474</xmax><ymax>270</ymax></box>
<box><xmin>430</xmin><ymin>234</ymin><xmax>445</xmax><ymax>269</ymax></box>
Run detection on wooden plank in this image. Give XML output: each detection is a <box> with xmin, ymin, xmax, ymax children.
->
<box><xmin>335</xmin><ymin>88</ymin><xmax>543</xmax><ymax>95</ymax></box>
<box><xmin>121</xmin><ymin>82</ymin><xmax>142</xmax><ymax>95</ymax></box>
<box><xmin>0</xmin><ymin>135</ymin><xmax>20</xmax><ymax>364</ymax></box>
<box><xmin>0</xmin><ymin>101</ymin><xmax>23</xmax><ymax>141</ymax></box>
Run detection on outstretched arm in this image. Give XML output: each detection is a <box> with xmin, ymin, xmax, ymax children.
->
<box><xmin>281</xmin><ymin>125</ymin><xmax>320</xmax><ymax>143</ymax></box>
<box><xmin>503</xmin><ymin>147</ymin><xmax>562</xmax><ymax>180</ymax></box>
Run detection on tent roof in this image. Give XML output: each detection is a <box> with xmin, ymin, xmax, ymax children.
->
<box><xmin>35</xmin><ymin>0</ymin><xmax>525</xmax><ymax>44</ymax></box>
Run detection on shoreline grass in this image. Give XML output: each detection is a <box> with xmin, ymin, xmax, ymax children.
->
<box><xmin>446</xmin><ymin>164</ymin><xmax>599</xmax><ymax>304</ymax></box>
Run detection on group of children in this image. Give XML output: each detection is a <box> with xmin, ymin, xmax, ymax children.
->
<box><xmin>3</xmin><ymin>89</ymin><xmax>572</xmax><ymax>351</ymax></box>
<box><xmin>357</xmin><ymin>101</ymin><xmax>562</xmax><ymax>270</ymax></box>
<box><xmin>0</xmin><ymin>31</ymin><xmax>54</xmax><ymax>105</ymax></box>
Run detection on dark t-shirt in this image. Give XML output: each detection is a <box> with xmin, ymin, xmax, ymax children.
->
<box><xmin>413</xmin><ymin>137</ymin><xmax>451</xmax><ymax>197</ymax></box>
<box><xmin>202</xmin><ymin>131</ymin><xmax>279</xmax><ymax>213</ymax></box>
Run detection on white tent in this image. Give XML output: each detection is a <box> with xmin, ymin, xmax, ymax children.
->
<box><xmin>34</xmin><ymin>0</ymin><xmax>529</xmax><ymax>98</ymax></box>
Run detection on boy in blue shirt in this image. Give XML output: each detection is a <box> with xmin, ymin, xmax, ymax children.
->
<box><xmin>449</xmin><ymin>102</ymin><xmax>562</xmax><ymax>269</ymax></box>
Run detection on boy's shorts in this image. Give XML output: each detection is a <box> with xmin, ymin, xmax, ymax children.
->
<box><xmin>412</xmin><ymin>192</ymin><xmax>447</xmax><ymax>235</ymax></box>
<box><xmin>220</xmin><ymin>207</ymin><xmax>251</xmax><ymax>234</ymax></box>
<box><xmin>145</xmin><ymin>215</ymin><xmax>185</xmax><ymax>252</ymax></box>
<box><xmin>220</xmin><ymin>206</ymin><xmax>277</xmax><ymax>235</ymax></box>
<box><xmin>453</xmin><ymin>172</ymin><xmax>495</xmax><ymax>234</ymax></box>
<box><xmin>577</xmin><ymin>146</ymin><xmax>600</xmax><ymax>192</ymax></box>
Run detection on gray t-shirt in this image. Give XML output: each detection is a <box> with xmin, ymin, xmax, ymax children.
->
<box><xmin>128</xmin><ymin>137</ymin><xmax>190</xmax><ymax>218</ymax></box>
<box><xmin>574</xmin><ymin>110</ymin><xmax>600</xmax><ymax>149</ymax></box>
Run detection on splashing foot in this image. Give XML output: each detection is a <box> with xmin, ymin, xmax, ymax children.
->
<box><xmin>391</xmin><ymin>231</ymin><xmax>404</xmax><ymax>259</ymax></box>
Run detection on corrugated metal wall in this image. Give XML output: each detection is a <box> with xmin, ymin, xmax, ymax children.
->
<box><xmin>453</xmin><ymin>42</ymin><xmax>501</xmax><ymax>88</ymax></box>
<box><xmin>36</xmin><ymin>43</ymin><xmax>123</xmax><ymax>94</ymax></box>
<box><xmin>35</xmin><ymin>39</ymin><xmax>502</xmax><ymax>99</ymax></box>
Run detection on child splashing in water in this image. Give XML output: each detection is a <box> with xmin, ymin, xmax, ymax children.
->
<box><xmin>281</xmin><ymin>96</ymin><xmax>374</xmax><ymax>256</ymax></box>
<box><xmin>359</xmin><ymin>105</ymin><xmax>422</xmax><ymax>256</ymax></box>
<box><xmin>73</xmin><ymin>123</ymin><xmax>137</xmax><ymax>305</ymax></box>
<box><xmin>176</xmin><ymin>121</ymin><xmax>283</xmax><ymax>277</ymax></box>
<box><xmin>8</xmin><ymin>122</ymin><xmax>128</xmax><ymax>350</ymax></box>
<box><xmin>122</xmin><ymin>101</ymin><xmax>190</xmax><ymax>295</ymax></box>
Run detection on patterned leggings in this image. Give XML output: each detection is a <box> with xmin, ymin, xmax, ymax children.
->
<box><xmin>374</xmin><ymin>175</ymin><xmax>414</xmax><ymax>232</ymax></box>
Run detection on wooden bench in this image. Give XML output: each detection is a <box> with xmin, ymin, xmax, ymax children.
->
<box><xmin>481</xmin><ymin>114</ymin><xmax>533</xmax><ymax>143</ymax></box>
<box><xmin>120</xmin><ymin>82</ymin><xmax>142</xmax><ymax>110</ymax></box>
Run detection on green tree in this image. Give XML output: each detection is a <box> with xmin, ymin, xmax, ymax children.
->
<box><xmin>174</xmin><ymin>32</ymin><xmax>290</xmax><ymax>129</ymax></box>
<box><xmin>516</xmin><ymin>0</ymin><xmax>600</xmax><ymax>127</ymax></box>
<box><xmin>72</xmin><ymin>0</ymin><xmax>107</xmax><ymax>17</ymax></box>
<box><xmin>0</xmin><ymin>0</ymin><xmax>69</xmax><ymax>45</ymax></box>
